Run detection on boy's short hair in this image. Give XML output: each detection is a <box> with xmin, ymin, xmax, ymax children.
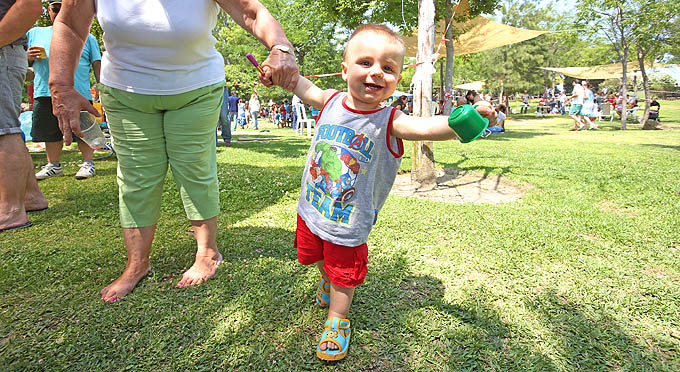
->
<box><xmin>344</xmin><ymin>24</ymin><xmax>405</xmax><ymax>69</ymax></box>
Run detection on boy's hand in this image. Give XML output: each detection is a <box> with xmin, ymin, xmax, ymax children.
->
<box><xmin>474</xmin><ymin>101</ymin><xmax>498</xmax><ymax>125</ymax></box>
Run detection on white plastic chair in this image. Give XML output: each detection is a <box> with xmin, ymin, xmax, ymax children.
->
<box><xmin>599</xmin><ymin>103</ymin><xmax>614</xmax><ymax>121</ymax></box>
<box><xmin>294</xmin><ymin>104</ymin><xmax>314</xmax><ymax>137</ymax></box>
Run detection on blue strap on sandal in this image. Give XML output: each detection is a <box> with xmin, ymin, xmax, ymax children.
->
<box><xmin>315</xmin><ymin>277</ymin><xmax>330</xmax><ymax>307</ymax></box>
<box><xmin>316</xmin><ymin>317</ymin><xmax>351</xmax><ymax>361</ymax></box>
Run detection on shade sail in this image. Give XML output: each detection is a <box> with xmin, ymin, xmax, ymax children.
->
<box><xmin>540</xmin><ymin>62</ymin><xmax>677</xmax><ymax>80</ymax></box>
<box><xmin>454</xmin><ymin>81</ymin><xmax>485</xmax><ymax>90</ymax></box>
<box><xmin>403</xmin><ymin>0</ymin><xmax>550</xmax><ymax>57</ymax></box>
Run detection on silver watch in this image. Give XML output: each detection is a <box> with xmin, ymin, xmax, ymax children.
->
<box><xmin>271</xmin><ymin>44</ymin><xmax>295</xmax><ymax>56</ymax></box>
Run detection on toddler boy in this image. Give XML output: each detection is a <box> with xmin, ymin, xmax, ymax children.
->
<box><xmin>283</xmin><ymin>24</ymin><xmax>496</xmax><ymax>361</ymax></box>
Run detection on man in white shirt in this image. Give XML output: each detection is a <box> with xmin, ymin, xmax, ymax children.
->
<box><xmin>566</xmin><ymin>79</ymin><xmax>585</xmax><ymax>130</ymax></box>
<box><xmin>291</xmin><ymin>94</ymin><xmax>302</xmax><ymax>130</ymax></box>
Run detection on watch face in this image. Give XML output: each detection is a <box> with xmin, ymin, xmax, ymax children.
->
<box><xmin>274</xmin><ymin>45</ymin><xmax>292</xmax><ymax>54</ymax></box>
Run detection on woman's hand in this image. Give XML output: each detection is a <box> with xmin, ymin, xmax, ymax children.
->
<box><xmin>50</xmin><ymin>84</ymin><xmax>100</xmax><ymax>145</ymax></box>
<box><xmin>260</xmin><ymin>48</ymin><xmax>299</xmax><ymax>91</ymax></box>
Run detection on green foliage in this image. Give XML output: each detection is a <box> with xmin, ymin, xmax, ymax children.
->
<box><xmin>645</xmin><ymin>73</ymin><xmax>678</xmax><ymax>91</ymax></box>
<box><xmin>314</xmin><ymin>0</ymin><xmax>500</xmax><ymax>33</ymax></box>
<box><xmin>458</xmin><ymin>0</ymin><xmax>606</xmax><ymax>95</ymax></box>
<box><xmin>215</xmin><ymin>0</ymin><xmax>346</xmax><ymax>102</ymax></box>
<box><xmin>36</xmin><ymin>1</ymin><xmax>103</xmax><ymax>47</ymax></box>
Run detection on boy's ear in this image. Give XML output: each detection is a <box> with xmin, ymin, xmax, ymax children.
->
<box><xmin>341</xmin><ymin>61</ymin><xmax>348</xmax><ymax>81</ymax></box>
<box><xmin>398</xmin><ymin>74</ymin><xmax>402</xmax><ymax>84</ymax></box>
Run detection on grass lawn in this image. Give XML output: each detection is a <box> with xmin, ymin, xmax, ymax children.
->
<box><xmin>1</xmin><ymin>103</ymin><xmax>679</xmax><ymax>371</ymax></box>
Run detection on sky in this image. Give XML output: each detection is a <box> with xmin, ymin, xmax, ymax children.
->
<box><xmin>540</xmin><ymin>0</ymin><xmax>575</xmax><ymax>13</ymax></box>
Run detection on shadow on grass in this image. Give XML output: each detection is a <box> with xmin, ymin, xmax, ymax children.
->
<box><xmin>639</xmin><ymin>143</ymin><xmax>680</xmax><ymax>151</ymax></box>
<box><xmin>480</xmin><ymin>129</ymin><xmax>556</xmax><ymax>141</ymax></box>
<box><xmin>1</xmin><ymin>226</ymin><xmax>674</xmax><ymax>371</ymax></box>
<box><xmin>356</xmin><ymin>256</ymin><xmax>673</xmax><ymax>371</ymax></box>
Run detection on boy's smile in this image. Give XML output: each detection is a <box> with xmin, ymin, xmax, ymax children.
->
<box><xmin>341</xmin><ymin>31</ymin><xmax>404</xmax><ymax>111</ymax></box>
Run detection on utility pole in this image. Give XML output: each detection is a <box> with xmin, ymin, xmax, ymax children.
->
<box><xmin>411</xmin><ymin>0</ymin><xmax>437</xmax><ymax>190</ymax></box>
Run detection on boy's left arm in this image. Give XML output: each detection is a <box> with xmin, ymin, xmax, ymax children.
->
<box><xmin>391</xmin><ymin>103</ymin><xmax>497</xmax><ymax>141</ymax></box>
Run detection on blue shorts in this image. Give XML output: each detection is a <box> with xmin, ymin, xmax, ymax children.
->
<box><xmin>569</xmin><ymin>104</ymin><xmax>583</xmax><ymax>116</ymax></box>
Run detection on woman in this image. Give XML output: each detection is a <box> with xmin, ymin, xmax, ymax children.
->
<box><xmin>48</xmin><ymin>0</ymin><xmax>299</xmax><ymax>302</ymax></box>
<box><xmin>248</xmin><ymin>93</ymin><xmax>260</xmax><ymax>130</ymax></box>
<box><xmin>580</xmin><ymin>81</ymin><xmax>598</xmax><ymax>130</ymax></box>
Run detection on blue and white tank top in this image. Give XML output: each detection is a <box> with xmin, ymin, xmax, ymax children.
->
<box><xmin>297</xmin><ymin>92</ymin><xmax>404</xmax><ymax>246</ymax></box>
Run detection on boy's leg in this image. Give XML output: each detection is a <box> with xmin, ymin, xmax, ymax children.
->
<box><xmin>320</xmin><ymin>284</ymin><xmax>355</xmax><ymax>351</ymax></box>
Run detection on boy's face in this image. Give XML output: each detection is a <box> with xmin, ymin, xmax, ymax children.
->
<box><xmin>342</xmin><ymin>31</ymin><xmax>404</xmax><ymax>110</ymax></box>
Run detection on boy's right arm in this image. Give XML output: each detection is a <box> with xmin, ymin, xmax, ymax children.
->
<box><xmin>292</xmin><ymin>76</ymin><xmax>335</xmax><ymax>110</ymax></box>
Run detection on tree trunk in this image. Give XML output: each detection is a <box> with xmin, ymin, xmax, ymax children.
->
<box><xmin>638</xmin><ymin>51</ymin><xmax>657</xmax><ymax>129</ymax></box>
<box><xmin>620</xmin><ymin>55</ymin><xmax>628</xmax><ymax>130</ymax></box>
<box><xmin>443</xmin><ymin>0</ymin><xmax>454</xmax><ymax>116</ymax></box>
<box><xmin>411</xmin><ymin>0</ymin><xmax>437</xmax><ymax>190</ymax></box>
<box><xmin>499</xmin><ymin>82</ymin><xmax>504</xmax><ymax>107</ymax></box>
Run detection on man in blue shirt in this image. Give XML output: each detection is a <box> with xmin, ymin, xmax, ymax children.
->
<box><xmin>27</xmin><ymin>0</ymin><xmax>101</xmax><ymax>180</ymax></box>
<box><xmin>217</xmin><ymin>86</ymin><xmax>232</xmax><ymax>146</ymax></box>
<box><xmin>227</xmin><ymin>91</ymin><xmax>240</xmax><ymax>131</ymax></box>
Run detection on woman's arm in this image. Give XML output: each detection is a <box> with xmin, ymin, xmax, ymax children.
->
<box><xmin>216</xmin><ymin>0</ymin><xmax>299</xmax><ymax>91</ymax></box>
<box><xmin>48</xmin><ymin>0</ymin><xmax>99</xmax><ymax>145</ymax></box>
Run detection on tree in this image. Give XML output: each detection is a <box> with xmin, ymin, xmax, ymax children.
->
<box><xmin>214</xmin><ymin>0</ymin><xmax>346</xmax><ymax>102</ymax></box>
<box><xmin>411</xmin><ymin>0</ymin><xmax>438</xmax><ymax>189</ymax></box>
<box><xmin>627</xmin><ymin>0</ymin><xmax>680</xmax><ymax>128</ymax></box>
<box><xmin>576</xmin><ymin>0</ymin><xmax>636</xmax><ymax>129</ymax></box>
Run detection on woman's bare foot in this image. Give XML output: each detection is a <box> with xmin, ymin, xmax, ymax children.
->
<box><xmin>176</xmin><ymin>251</ymin><xmax>223</xmax><ymax>288</ymax></box>
<box><xmin>100</xmin><ymin>263</ymin><xmax>150</xmax><ymax>302</ymax></box>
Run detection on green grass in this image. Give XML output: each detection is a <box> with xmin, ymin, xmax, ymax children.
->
<box><xmin>1</xmin><ymin>106</ymin><xmax>679</xmax><ymax>371</ymax></box>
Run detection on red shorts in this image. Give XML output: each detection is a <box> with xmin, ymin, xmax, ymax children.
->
<box><xmin>295</xmin><ymin>214</ymin><xmax>368</xmax><ymax>288</ymax></box>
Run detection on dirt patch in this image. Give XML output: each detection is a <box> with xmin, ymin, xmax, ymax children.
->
<box><xmin>390</xmin><ymin>168</ymin><xmax>529</xmax><ymax>204</ymax></box>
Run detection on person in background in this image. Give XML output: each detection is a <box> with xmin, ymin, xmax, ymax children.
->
<box><xmin>48</xmin><ymin>0</ymin><xmax>299</xmax><ymax>302</ymax></box>
<box><xmin>310</xmin><ymin>105</ymin><xmax>319</xmax><ymax>121</ymax></box>
<box><xmin>520</xmin><ymin>90</ymin><xmax>530</xmax><ymax>114</ymax></box>
<box><xmin>566</xmin><ymin>79</ymin><xmax>585</xmax><ymax>130</ymax></box>
<box><xmin>291</xmin><ymin>94</ymin><xmax>302</xmax><ymax>130</ymax></box>
<box><xmin>228</xmin><ymin>90</ymin><xmax>241</xmax><ymax>132</ymax></box>
<box><xmin>218</xmin><ymin>86</ymin><xmax>232</xmax><ymax>146</ymax></box>
<box><xmin>558</xmin><ymin>91</ymin><xmax>566</xmax><ymax>115</ymax></box>
<box><xmin>648</xmin><ymin>96</ymin><xmax>660</xmax><ymax>121</ymax></box>
<box><xmin>248</xmin><ymin>93</ymin><xmax>260</xmax><ymax>130</ymax></box>
<box><xmin>28</xmin><ymin>0</ymin><xmax>101</xmax><ymax>180</ymax></box>
<box><xmin>237</xmin><ymin>98</ymin><xmax>246</xmax><ymax>129</ymax></box>
<box><xmin>579</xmin><ymin>81</ymin><xmax>597</xmax><ymax>130</ymax></box>
<box><xmin>0</xmin><ymin>0</ymin><xmax>49</xmax><ymax>233</ymax></box>
<box><xmin>485</xmin><ymin>104</ymin><xmax>506</xmax><ymax>133</ymax></box>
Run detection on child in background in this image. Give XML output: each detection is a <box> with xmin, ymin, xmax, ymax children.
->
<box><xmin>273</xmin><ymin>104</ymin><xmax>281</xmax><ymax>127</ymax></box>
<box><xmin>285</xmin><ymin>24</ymin><xmax>496</xmax><ymax>361</ymax></box>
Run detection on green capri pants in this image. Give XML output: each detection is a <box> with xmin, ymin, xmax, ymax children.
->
<box><xmin>99</xmin><ymin>82</ymin><xmax>224</xmax><ymax>228</ymax></box>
